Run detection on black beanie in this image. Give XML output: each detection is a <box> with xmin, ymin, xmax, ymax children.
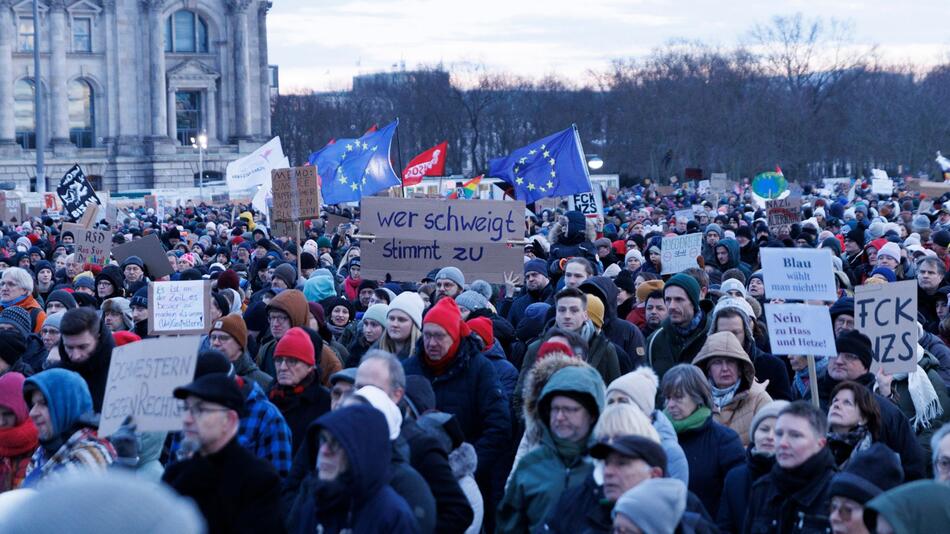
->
<box><xmin>830</xmin><ymin>443</ymin><xmax>903</xmax><ymax>504</ymax></box>
<box><xmin>194</xmin><ymin>350</ymin><xmax>233</xmax><ymax>379</ymax></box>
<box><xmin>846</xmin><ymin>227</ymin><xmax>866</xmax><ymax>248</ymax></box>
<box><xmin>0</xmin><ymin>330</ymin><xmax>26</xmax><ymax>367</ymax></box>
<box><xmin>835</xmin><ymin>330</ymin><xmax>874</xmax><ymax>370</ymax></box>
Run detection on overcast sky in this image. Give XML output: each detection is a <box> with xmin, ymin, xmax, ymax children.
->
<box><xmin>268</xmin><ymin>0</ymin><xmax>950</xmax><ymax>92</ymax></box>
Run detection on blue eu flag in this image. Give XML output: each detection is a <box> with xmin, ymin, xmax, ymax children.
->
<box><xmin>310</xmin><ymin>120</ymin><xmax>401</xmax><ymax>205</ymax></box>
<box><xmin>488</xmin><ymin>125</ymin><xmax>592</xmax><ymax>203</ymax></box>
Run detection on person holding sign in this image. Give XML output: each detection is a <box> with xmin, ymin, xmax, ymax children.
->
<box><xmin>163</xmin><ymin>373</ymin><xmax>283</xmax><ymax>534</ymax></box>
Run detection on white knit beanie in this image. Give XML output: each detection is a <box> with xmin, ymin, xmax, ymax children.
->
<box><xmin>388</xmin><ymin>291</ymin><xmax>425</xmax><ymax>329</ymax></box>
<box><xmin>606</xmin><ymin>367</ymin><xmax>659</xmax><ymax>414</ymax></box>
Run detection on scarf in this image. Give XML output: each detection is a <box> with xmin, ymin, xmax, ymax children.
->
<box><xmin>550</xmin><ymin>432</ymin><xmax>588</xmax><ymax>466</ymax></box>
<box><xmin>666</xmin><ymin>406</ymin><xmax>712</xmax><ymax>434</ymax></box>
<box><xmin>424</xmin><ymin>345</ymin><xmax>459</xmax><ymax>376</ymax></box>
<box><xmin>327</xmin><ymin>322</ymin><xmax>347</xmax><ymax>340</ymax></box>
<box><xmin>672</xmin><ymin>309</ymin><xmax>704</xmax><ymax>337</ymax></box>
<box><xmin>793</xmin><ymin>357</ymin><xmax>828</xmax><ymax>397</ymax></box>
<box><xmin>0</xmin><ymin>294</ymin><xmax>27</xmax><ymax>308</ymax></box>
<box><xmin>0</xmin><ymin>420</ymin><xmax>39</xmax><ymax>457</ymax></box>
<box><xmin>710</xmin><ymin>380</ymin><xmax>741</xmax><ymax>410</ymax></box>
<box><xmin>827</xmin><ymin>425</ymin><xmax>872</xmax><ymax>467</ymax></box>
<box><xmin>268</xmin><ymin>370</ymin><xmax>317</xmax><ymax>404</ymax></box>
<box><xmin>895</xmin><ymin>358</ymin><xmax>944</xmax><ymax>431</ymax></box>
<box><xmin>772</xmin><ymin>446</ymin><xmax>835</xmax><ymax>497</ymax></box>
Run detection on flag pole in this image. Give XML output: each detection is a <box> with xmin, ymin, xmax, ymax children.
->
<box><xmin>395</xmin><ymin>117</ymin><xmax>405</xmax><ymax>198</ymax></box>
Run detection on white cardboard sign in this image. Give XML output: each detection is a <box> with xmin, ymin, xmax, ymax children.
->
<box><xmin>854</xmin><ymin>280</ymin><xmax>918</xmax><ymax>374</ymax></box>
<box><xmin>148</xmin><ymin>280</ymin><xmax>213</xmax><ymax>336</ymax></box>
<box><xmin>765</xmin><ymin>303</ymin><xmax>837</xmax><ymax>357</ymax></box>
<box><xmin>99</xmin><ymin>336</ymin><xmax>201</xmax><ymax>436</ymax></box>
<box><xmin>760</xmin><ymin>248</ymin><xmax>837</xmax><ymax>302</ymax></box>
<box><xmin>661</xmin><ymin>233</ymin><xmax>702</xmax><ymax>275</ymax></box>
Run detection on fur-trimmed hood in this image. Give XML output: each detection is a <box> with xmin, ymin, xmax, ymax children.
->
<box><xmin>522</xmin><ymin>354</ymin><xmax>592</xmax><ymax>442</ymax></box>
<box><xmin>448</xmin><ymin>442</ymin><xmax>478</xmax><ymax>479</ymax></box>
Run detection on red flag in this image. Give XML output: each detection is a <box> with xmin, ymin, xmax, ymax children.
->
<box><xmin>402</xmin><ymin>141</ymin><xmax>448</xmax><ymax>185</ymax></box>
<box><xmin>363</xmin><ymin>124</ymin><xmax>378</xmax><ymax>135</ymax></box>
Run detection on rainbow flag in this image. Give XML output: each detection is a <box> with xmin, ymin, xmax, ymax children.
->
<box><xmin>447</xmin><ymin>175</ymin><xmax>482</xmax><ymax>199</ymax></box>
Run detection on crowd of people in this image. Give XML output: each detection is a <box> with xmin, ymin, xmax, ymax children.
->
<box><xmin>0</xmin><ymin>178</ymin><xmax>949</xmax><ymax>533</ymax></box>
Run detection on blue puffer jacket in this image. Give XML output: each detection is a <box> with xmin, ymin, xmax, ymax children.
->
<box><xmin>403</xmin><ymin>335</ymin><xmax>512</xmax><ymax>477</ymax></box>
<box><xmin>286</xmin><ymin>405</ymin><xmax>419</xmax><ymax>534</ymax></box>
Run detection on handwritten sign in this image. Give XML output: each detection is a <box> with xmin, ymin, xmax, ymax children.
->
<box><xmin>660</xmin><ymin>233</ymin><xmax>702</xmax><ymax>274</ymax></box>
<box><xmin>710</xmin><ymin>173</ymin><xmax>729</xmax><ymax>194</ymax></box>
<box><xmin>98</xmin><ymin>335</ymin><xmax>201</xmax><ymax>436</ymax></box>
<box><xmin>360</xmin><ymin>197</ymin><xmax>525</xmax><ymax>283</ymax></box>
<box><xmin>148</xmin><ymin>280</ymin><xmax>213</xmax><ymax>336</ymax></box>
<box><xmin>111</xmin><ymin>233</ymin><xmax>174</xmax><ymax>279</ymax></box>
<box><xmin>568</xmin><ymin>183</ymin><xmax>603</xmax><ymax>219</ymax></box>
<box><xmin>766</xmin><ymin>197</ymin><xmax>801</xmax><ymax>236</ymax></box>
<box><xmin>855</xmin><ymin>280</ymin><xmax>918</xmax><ymax>374</ymax></box>
<box><xmin>674</xmin><ymin>209</ymin><xmax>694</xmax><ymax>223</ymax></box>
<box><xmin>765</xmin><ymin>303</ymin><xmax>837</xmax><ymax>357</ymax></box>
<box><xmin>271</xmin><ymin>166</ymin><xmax>320</xmax><ymax>221</ymax></box>
<box><xmin>760</xmin><ymin>248</ymin><xmax>837</xmax><ymax>302</ymax></box>
<box><xmin>0</xmin><ymin>192</ymin><xmax>22</xmax><ymax>222</ymax></box>
<box><xmin>62</xmin><ymin>222</ymin><xmax>112</xmax><ymax>266</ymax></box>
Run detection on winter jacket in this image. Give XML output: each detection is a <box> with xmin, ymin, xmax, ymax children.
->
<box><xmin>677</xmin><ymin>412</ymin><xmax>745</xmax><ymax>516</ymax></box>
<box><xmin>547</xmin><ymin>212</ymin><xmax>599</xmax><ymax>283</ymax></box>
<box><xmin>285</xmin><ymin>405</ymin><xmax>419</xmax><ymax>534</ymax></box>
<box><xmin>887</xmin><ymin>351</ymin><xmax>950</xmax><ymax>470</ymax></box>
<box><xmin>0</xmin><ymin>372</ymin><xmax>38</xmax><ymax>492</ymax></box>
<box><xmin>0</xmin><ymin>294</ymin><xmax>46</xmax><ymax>333</ymax></box>
<box><xmin>919</xmin><ymin>330</ymin><xmax>950</xmax><ymax>387</ymax></box>
<box><xmin>163</xmin><ymin>438</ymin><xmax>284</xmax><ymax>534</ymax></box>
<box><xmin>808</xmin><ymin>371</ymin><xmax>927</xmax><ymax>481</ymax></box>
<box><xmin>580</xmin><ymin>277</ymin><xmax>647</xmax><ymax>366</ymax></box>
<box><xmin>715</xmin><ymin>238</ymin><xmax>752</xmax><ymax>278</ymax></box>
<box><xmin>237</xmin><ymin>379</ymin><xmax>293</xmax><ymax>478</ymax></box>
<box><xmin>717</xmin><ymin>447</ymin><xmax>775</xmax><ymax>534</ymax></box>
<box><xmin>22</xmin><ymin>426</ymin><xmax>115</xmax><ymax>488</ymax></box>
<box><xmin>653</xmin><ymin>409</ymin><xmax>690</xmax><ymax>485</ymax></box>
<box><xmin>54</xmin><ymin>319</ymin><xmax>115</xmax><ymax>412</ymax></box>
<box><xmin>19</xmin><ymin>334</ymin><xmax>47</xmax><ymax>372</ymax></box>
<box><xmin>746</xmin><ymin>342</ymin><xmax>793</xmax><ymax>402</ymax></box>
<box><xmin>403</xmin><ymin>335</ymin><xmax>512</xmax><ymax>479</ymax></box>
<box><xmin>234</xmin><ymin>351</ymin><xmax>273</xmax><ymax>391</ymax></box>
<box><xmin>267</xmin><ymin>372</ymin><xmax>331</xmax><ymax>455</ymax></box>
<box><xmin>519</xmin><ymin>324</ymin><xmax>621</xmax><ymax>399</ymax></box>
<box><xmin>482</xmin><ymin>340</ymin><xmax>518</xmax><ymax>402</ymax></box>
<box><xmin>647</xmin><ymin>302</ymin><xmax>713</xmax><ymax>380</ymax></box>
<box><xmin>864</xmin><ymin>480</ymin><xmax>950</xmax><ymax>534</ymax></box>
<box><xmin>742</xmin><ymin>448</ymin><xmax>836</xmax><ymax>534</ymax></box>
<box><xmin>693</xmin><ymin>333</ymin><xmax>774</xmax><ymax>447</ymax></box>
<box><xmin>497</xmin><ymin>366</ymin><xmax>605</xmax><ymax>534</ymax></box>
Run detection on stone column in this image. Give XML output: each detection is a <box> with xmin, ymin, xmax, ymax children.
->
<box><xmin>167</xmin><ymin>85</ymin><xmax>177</xmax><ymax>143</ymax></box>
<box><xmin>0</xmin><ymin>0</ymin><xmax>16</xmax><ymax>145</ymax></box>
<box><xmin>257</xmin><ymin>1</ymin><xmax>271</xmax><ymax>138</ymax></box>
<box><xmin>205</xmin><ymin>85</ymin><xmax>217</xmax><ymax>142</ymax></box>
<box><xmin>228</xmin><ymin>0</ymin><xmax>252</xmax><ymax>140</ymax></box>
<box><xmin>102</xmin><ymin>0</ymin><xmax>117</xmax><ymax>143</ymax></box>
<box><xmin>144</xmin><ymin>0</ymin><xmax>167</xmax><ymax>139</ymax></box>
<box><xmin>48</xmin><ymin>0</ymin><xmax>70</xmax><ymax>147</ymax></box>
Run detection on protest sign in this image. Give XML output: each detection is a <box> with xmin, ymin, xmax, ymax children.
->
<box><xmin>760</xmin><ymin>248</ymin><xmax>837</xmax><ymax>302</ymax></box>
<box><xmin>111</xmin><ymin>233</ymin><xmax>174</xmax><ymax>279</ymax></box>
<box><xmin>765</xmin><ymin>196</ymin><xmax>801</xmax><ymax>235</ymax></box>
<box><xmin>271</xmin><ymin>166</ymin><xmax>321</xmax><ymax>221</ymax></box>
<box><xmin>270</xmin><ymin>216</ymin><xmax>302</xmax><ymax>238</ymax></box>
<box><xmin>211</xmin><ymin>191</ymin><xmax>230</xmax><ymax>205</ymax></box>
<box><xmin>225</xmin><ymin>136</ymin><xmax>288</xmax><ymax>194</ymax></box>
<box><xmin>872</xmin><ymin>177</ymin><xmax>894</xmax><ymax>196</ymax></box>
<box><xmin>0</xmin><ymin>191</ymin><xmax>22</xmax><ymax>222</ymax></box>
<box><xmin>674</xmin><ymin>209</ymin><xmax>694</xmax><ymax>223</ymax></box>
<box><xmin>660</xmin><ymin>233</ymin><xmax>702</xmax><ymax>275</ymax></box>
<box><xmin>56</xmin><ymin>164</ymin><xmax>101</xmax><ymax>221</ymax></box>
<box><xmin>918</xmin><ymin>199</ymin><xmax>934</xmax><ymax>214</ymax></box>
<box><xmin>710</xmin><ymin>173</ymin><xmax>729</xmax><ymax>193</ymax></box>
<box><xmin>98</xmin><ymin>336</ymin><xmax>201</xmax><ymax>436</ymax></box>
<box><xmin>906</xmin><ymin>178</ymin><xmax>950</xmax><ymax>197</ymax></box>
<box><xmin>360</xmin><ymin>197</ymin><xmax>525</xmax><ymax>284</ymax></box>
<box><xmin>568</xmin><ymin>183</ymin><xmax>603</xmax><ymax>219</ymax></box>
<box><xmin>765</xmin><ymin>303</ymin><xmax>837</xmax><ymax>357</ymax></box>
<box><xmin>62</xmin><ymin>222</ymin><xmax>112</xmax><ymax>266</ymax></box>
<box><xmin>854</xmin><ymin>280</ymin><xmax>918</xmax><ymax>374</ymax></box>
<box><xmin>326</xmin><ymin>212</ymin><xmax>352</xmax><ymax>231</ymax></box>
<box><xmin>697</xmin><ymin>180</ymin><xmax>710</xmax><ymax>195</ymax></box>
<box><xmin>148</xmin><ymin>280</ymin><xmax>213</xmax><ymax>336</ymax></box>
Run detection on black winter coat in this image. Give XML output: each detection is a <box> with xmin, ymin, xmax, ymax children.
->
<box><xmin>678</xmin><ymin>414</ymin><xmax>745</xmax><ymax>517</ymax></box>
<box><xmin>267</xmin><ymin>373</ymin><xmax>331</xmax><ymax>455</ymax></box>
<box><xmin>717</xmin><ymin>447</ymin><xmax>775</xmax><ymax>534</ymax></box>
<box><xmin>742</xmin><ymin>448</ymin><xmax>836</xmax><ymax>534</ymax></box>
<box><xmin>747</xmin><ymin>342</ymin><xmax>793</xmax><ymax>401</ymax></box>
<box><xmin>163</xmin><ymin>438</ymin><xmax>284</xmax><ymax>534</ymax></box>
<box><xmin>581</xmin><ymin>277</ymin><xmax>646</xmax><ymax>364</ymax></box>
<box><xmin>55</xmin><ymin>319</ymin><xmax>114</xmax><ymax>412</ymax></box>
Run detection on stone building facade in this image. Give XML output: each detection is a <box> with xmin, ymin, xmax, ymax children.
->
<box><xmin>0</xmin><ymin>0</ymin><xmax>272</xmax><ymax>192</ymax></box>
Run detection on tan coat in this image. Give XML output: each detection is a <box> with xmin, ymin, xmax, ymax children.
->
<box><xmin>693</xmin><ymin>331</ymin><xmax>773</xmax><ymax>447</ymax></box>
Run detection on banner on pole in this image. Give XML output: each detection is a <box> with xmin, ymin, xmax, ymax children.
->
<box><xmin>56</xmin><ymin>164</ymin><xmax>101</xmax><ymax>221</ymax></box>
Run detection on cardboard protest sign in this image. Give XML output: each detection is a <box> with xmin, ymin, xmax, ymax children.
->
<box><xmin>854</xmin><ymin>280</ymin><xmax>918</xmax><ymax>374</ymax></box>
<box><xmin>57</xmin><ymin>164</ymin><xmax>101</xmax><ymax>221</ymax></box>
<box><xmin>568</xmin><ymin>183</ymin><xmax>603</xmax><ymax>219</ymax></box>
<box><xmin>674</xmin><ymin>209</ymin><xmax>694</xmax><ymax>223</ymax></box>
<box><xmin>710</xmin><ymin>173</ymin><xmax>729</xmax><ymax>193</ymax></box>
<box><xmin>360</xmin><ymin>197</ymin><xmax>525</xmax><ymax>284</ymax></box>
<box><xmin>697</xmin><ymin>180</ymin><xmax>710</xmax><ymax>195</ymax></box>
<box><xmin>270</xmin><ymin>217</ymin><xmax>302</xmax><ymax>238</ymax></box>
<box><xmin>98</xmin><ymin>335</ymin><xmax>201</xmax><ymax>436</ymax></box>
<box><xmin>660</xmin><ymin>233</ymin><xmax>702</xmax><ymax>275</ymax></box>
<box><xmin>62</xmin><ymin>222</ymin><xmax>112</xmax><ymax>266</ymax></box>
<box><xmin>760</xmin><ymin>248</ymin><xmax>837</xmax><ymax>302</ymax></box>
<box><xmin>326</xmin><ymin>212</ymin><xmax>352</xmax><ymax>231</ymax></box>
<box><xmin>906</xmin><ymin>179</ymin><xmax>950</xmax><ymax>197</ymax></box>
<box><xmin>765</xmin><ymin>197</ymin><xmax>801</xmax><ymax>236</ymax></box>
<box><xmin>0</xmin><ymin>192</ymin><xmax>22</xmax><ymax>222</ymax></box>
<box><xmin>148</xmin><ymin>280</ymin><xmax>213</xmax><ymax>336</ymax></box>
<box><xmin>211</xmin><ymin>191</ymin><xmax>230</xmax><ymax>205</ymax></box>
<box><xmin>271</xmin><ymin>166</ymin><xmax>321</xmax><ymax>222</ymax></box>
<box><xmin>764</xmin><ymin>303</ymin><xmax>837</xmax><ymax>357</ymax></box>
<box><xmin>872</xmin><ymin>177</ymin><xmax>894</xmax><ymax>197</ymax></box>
<box><xmin>111</xmin><ymin>233</ymin><xmax>174</xmax><ymax>279</ymax></box>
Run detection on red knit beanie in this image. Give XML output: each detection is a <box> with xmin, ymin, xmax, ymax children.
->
<box><xmin>113</xmin><ymin>331</ymin><xmax>142</xmax><ymax>347</ymax></box>
<box><xmin>538</xmin><ymin>340</ymin><xmax>574</xmax><ymax>360</ymax></box>
<box><xmin>423</xmin><ymin>298</ymin><xmax>471</xmax><ymax>368</ymax></box>
<box><xmin>218</xmin><ymin>269</ymin><xmax>241</xmax><ymax>292</ymax></box>
<box><xmin>466</xmin><ymin>317</ymin><xmax>494</xmax><ymax>351</ymax></box>
<box><xmin>274</xmin><ymin>327</ymin><xmax>315</xmax><ymax>366</ymax></box>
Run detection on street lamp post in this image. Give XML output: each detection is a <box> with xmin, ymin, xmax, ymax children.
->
<box><xmin>587</xmin><ymin>154</ymin><xmax>604</xmax><ymax>171</ymax></box>
<box><xmin>32</xmin><ymin>0</ymin><xmax>45</xmax><ymax>193</ymax></box>
<box><xmin>191</xmin><ymin>132</ymin><xmax>208</xmax><ymax>202</ymax></box>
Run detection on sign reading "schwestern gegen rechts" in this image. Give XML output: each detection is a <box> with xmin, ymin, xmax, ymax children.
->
<box><xmin>360</xmin><ymin>197</ymin><xmax>526</xmax><ymax>284</ymax></box>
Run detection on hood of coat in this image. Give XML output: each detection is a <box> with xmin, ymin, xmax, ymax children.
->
<box><xmin>522</xmin><ymin>353</ymin><xmax>591</xmax><ymax>426</ymax></box>
<box><xmin>312</xmin><ymin>404</ymin><xmax>392</xmax><ymax>500</ymax></box>
<box><xmin>580</xmin><ymin>277</ymin><xmax>619</xmax><ymax>322</ymax></box>
<box><xmin>715</xmin><ymin>237</ymin><xmax>741</xmax><ymax>270</ymax></box>
<box><xmin>692</xmin><ymin>331</ymin><xmax>756</xmax><ymax>388</ymax></box>
<box><xmin>864</xmin><ymin>480</ymin><xmax>950</xmax><ymax>534</ymax></box>
<box><xmin>23</xmin><ymin>368</ymin><xmax>92</xmax><ymax>438</ymax></box>
<box><xmin>537</xmin><ymin>365</ymin><xmax>606</xmax><ymax>429</ymax></box>
<box><xmin>267</xmin><ymin>289</ymin><xmax>310</xmax><ymax>327</ymax></box>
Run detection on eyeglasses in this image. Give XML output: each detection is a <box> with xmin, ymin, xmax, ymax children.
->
<box><xmin>275</xmin><ymin>357</ymin><xmax>306</xmax><ymax>368</ymax></box>
<box><xmin>209</xmin><ymin>333</ymin><xmax>234</xmax><ymax>344</ymax></box>
<box><xmin>268</xmin><ymin>313</ymin><xmax>290</xmax><ymax>325</ymax></box>
<box><xmin>179</xmin><ymin>401</ymin><xmax>230</xmax><ymax>418</ymax></box>
<box><xmin>550</xmin><ymin>405</ymin><xmax>584</xmax><ymax>416</ymax></box>
<box><xmin>319</xmin><ymin>431</ymin><xmax>342</xmax><ymax>454</ymax></box>
<box><xmin>423</xmin><ymin>331</ymin><xmax>449</xmax><ymax>342</ymax></box>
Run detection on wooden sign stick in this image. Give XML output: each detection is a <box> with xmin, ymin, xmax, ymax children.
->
<box><xmin>78</xmin><ymin>201</ymin><xmax>99</xmax><ymax>228</ymax></box>
<box><xmin>807</xmin><ymin>355</ymin><xmax>820</xmax><ymax>408</ymax></box>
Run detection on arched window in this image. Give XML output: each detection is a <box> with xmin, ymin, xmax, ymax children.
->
<box><xmin>68</xmin><ymin>80</ymin><xmax>95</xmax><ymax>148</ymax></box>
<box><xmin>164</xmin><ymin>10</ymin><xmax>208</xmax><ymax>53</ymax></box>
<box><xmin>14</xmin><ymin>79</ymin><xmax>35</xmax><ymax>149</ymax></box>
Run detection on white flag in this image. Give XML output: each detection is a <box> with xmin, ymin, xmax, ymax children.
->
<box><xmin>225</xmin><ymin>137</ymin><xmax>287</xmax><ymax>195</ymax></box>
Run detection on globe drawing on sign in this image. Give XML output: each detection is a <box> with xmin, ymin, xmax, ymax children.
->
<box><xmin>752</xmin><ymin>172</ymin><xmax>788</xmax><ymax>199</ymax></box>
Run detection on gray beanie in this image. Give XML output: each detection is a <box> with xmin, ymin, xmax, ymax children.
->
<box><xmin>912</xmin><ymin>214</ymin><xmax>931</xmax><ymax>232</ymax></box>
<box><xmin>705</xmin><ymin>223</ymin><xmax>723</xmax><ymax>237</ymax></box>
<box><xmin>749</xmin><ymin>400</ymin><xmax>790</xmax><ymax>444</ymax></box>
<box><xmin>43</xmin><ymin>311</ymin><xmax>66</xmax><ymax>332</ymax></box>
<box><xmin>469</xmin><ymin>280</ymin><xmax>493</xmax><ymax>301</ymax></box>
<box><xmin>435</xmin><ymin>266</ymin><xmax>465</xmax><ymax>289</ymax></box>
<box><xmin>455</xmin><ymin>290</ymin><xmax>489</xmax><ymax>313</ymax></box>
<box><xmin>612</xmin><ymin>478</ymin><xmax>688</xmax><ymax>534</ymax></box>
